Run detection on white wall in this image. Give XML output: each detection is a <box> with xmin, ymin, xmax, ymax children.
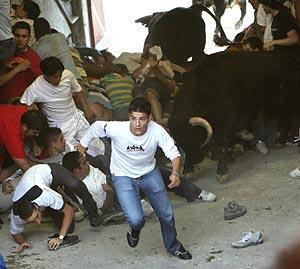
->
<box><xmin>98</xmin><ymin>0</ymin><xmax>254</xmax><ymax>57</ymax></box>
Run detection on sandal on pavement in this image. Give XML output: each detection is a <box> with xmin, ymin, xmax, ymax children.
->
<box><xmin>224</xmin><ymin>201</ymin><xmax>247</xmax><ymax>220</ymax></box>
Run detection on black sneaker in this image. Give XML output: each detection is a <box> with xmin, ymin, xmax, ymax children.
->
<box><xmin>90</xmin><ymin>214</ymin><xmax>102</xmax><ymax>227</ymax></box>
<box><xmin>48</xmin><ymin>235</ymin><xmax>79</xmax><ymax>250</ymax></box>
<box><xmin>171</xmin><ymin>245</ymin><xmax>192</xmax><ymax>260</ymax></box>
<box><xmin>126</xmin><ymin>228</ymin><xmax>140</xmax><ymax>248</ymax></box>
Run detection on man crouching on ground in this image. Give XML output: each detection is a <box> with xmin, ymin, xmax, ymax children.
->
<box><xmin>76</xmin><ymin>97</ymin><xmax>192</xmax><ymax>260</ymax></box>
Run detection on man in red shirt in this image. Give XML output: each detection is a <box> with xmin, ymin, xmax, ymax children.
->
<box><xmin>0</xmin><ymin>21</ymin><xmax>41</xmax><ymax>103</ymax></box>
<box><xmin>0</xmin><ymin>105</ymin><xmax>48</xmax><ymax>189</ymax></box>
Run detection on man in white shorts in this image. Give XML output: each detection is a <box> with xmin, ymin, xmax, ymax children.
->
<box><xmin>20</xmin><ymin>56</ymin><xmax>105</xmax><ymax>157</ymax></box>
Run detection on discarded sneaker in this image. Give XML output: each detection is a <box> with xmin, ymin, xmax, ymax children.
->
<box><xmin>289</xmin><ymin>167</ymin><xmax>300</xmax><ymax>178</ymax></box>
<box><xmin>198</xmin><ymin>190</ymin><xmax>217</xmax><ymax>202</ymax></box>
<box><xmin>231</xmin><ymin>231</ymin><xmax>263</xmax><ymax>248</ymax></box>
<box><xmin>224</xmin><ymin>201</ymin><xmax>247</xmax><ymax>220</ymax></box>
<box><xmin>127</xmin><ymin>227</ymin><xmax>140</xmax><ymax>248</ymax></box>
<box><xmin>48</xmin><ymin>234</ymin><xmax>79</xmax><ymax>250</ymax></box>
<box><xmin>141</xmin><ymin>199</ymin><xmax>155</xmax><ymax>217</ymax></box>
<box><xmin>255</xmin><ymin>140</ymin><xmax>269</xmax><ymax>155</ymax></box>
<box><xmin>101</xmin><ymin>211</ymin><xmax>126</xmax><ymax>226</ymax></box>
<box><xmin>171</xmin><ymin>244</ymin><xmax>192</xmax><ymax>260</ymax></box>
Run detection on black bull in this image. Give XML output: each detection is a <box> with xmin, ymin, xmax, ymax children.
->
<box><xmin>168</xmin><ymin>50</ymin><xmax>300</xmax><ymax>182</ymax></box>
<box><xmin>137</xmin><ymin>4</ymin><xmax>229</xmax><ymax>66</ymax></box>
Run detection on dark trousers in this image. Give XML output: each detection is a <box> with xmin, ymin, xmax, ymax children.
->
<box><xmin>44</xmin><ymin>207</ymin><xmax>75</xmax><ymax>234</ymax></box>
<box><xmin>159</xmin><ymin>166</ymin><xmax>202</xmax><ymax>202</ymax></box>
<box><xmin>48</xmin><ymin>163</ymin><xmax>98</xmax><ymax>219</ymax></box>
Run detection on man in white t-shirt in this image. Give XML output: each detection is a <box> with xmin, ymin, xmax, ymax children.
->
<box><xmin>10</xmin><ymin>164</ymin><xmax>78</xmax><ymax>252</ymax></box>
<box><xmin>20</xmin><ymin>56</ymin><xmax>105</xmax><ymax>157</ymax></box>
<box><xmin>76</xmin><ymin>97</ymin><xmax>192</xmax><ymax>260</ymax></box>
<box><xmin>10</xmin><ymin>163</ymin><xmax>102</xmax><ymax>250</ymax></box>
<box><xmin>256</xmin><ymin>3</ymin><xmax>273</xmax><ymax>44</ymax></box>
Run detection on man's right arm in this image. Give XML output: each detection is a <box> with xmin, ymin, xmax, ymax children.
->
<box><xmin>10</xmin><ymin>214</ymin><xmax>31</xmax><ymax>253</ymax></box>
<box><xmin>77</xmin><ymin>121</ymin><xmax>110</xmax><ymax>153</ymax></box>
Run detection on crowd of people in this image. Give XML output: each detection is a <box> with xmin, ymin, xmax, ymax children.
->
<box><xmin>0</xmin><ymin>0</ymin><xmax>300</xmax><ymax>264</ymax></box>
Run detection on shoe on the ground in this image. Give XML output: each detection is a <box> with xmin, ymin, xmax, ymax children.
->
<box><xmin>231</xmin><ymin>231</ymin><xmax>263</xmax><ymax>248</ymax></box>
<box><xmin>198</xmin><ymin>190</ymin><xmax>217</xmax><ymax>202</ymax></box>
<box><xmin>289</xmin><ymin>167</ymin><xmax>300</xmax><ymax>178</ymax></box>
<box><xmin>90</xmin><ymin>214</ymin><xmax>102</xmax><ymax>227</ymax></box>
<box><xmin>48</xmin><ymin>234</ymin><xmax>79</xmax><ymax>250</ymax></box>
<box><xmin>255</xmin><ymin>140</ymin><xmax>269</xmax><ymax>155</ymax></box>
<box><xmin>224</xmin><ymin>201</ymin><xmax>247</xmax><ymax>220</ymax></box>
<box><xmin>102</xmin><ymin>211</ymin><xmax>126</xmax><ymax>226</ymax></box>
<box><xmin>141</xmin><ymin>199</ymin><xmax>155</xmax><ymax>217</ymax></box>
<box><xmin>127</xmin><ymin>228</ymin><xmax>140</xmax><ymax>248</ymax></box>
<box><xmin>171</xmin><ymin>244</ymin><xmax>192</xmax><ymax>260</ymax></box>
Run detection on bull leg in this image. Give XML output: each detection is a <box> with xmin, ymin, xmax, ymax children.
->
<box><xmin>216</xmin><ymin>148</ymin><xmax>229</xmax><ymax>183</ymax></box>
<box><xmin>213</xmin><ymin>1</ymin><xmax>226</xmax><ymax>42</ymax></box>
<box><xmin>183</xmin><ymin>155</ymin><xmax>194</xmax><ymax>179</ymax></box>
<box><xmin>235</xmin><ymin>0</ymin><xmax>246</xmax><ymax>29</ymax></box>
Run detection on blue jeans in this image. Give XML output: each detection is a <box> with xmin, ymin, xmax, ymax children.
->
<box><xmin>112</xmin><ymin>167</ymin><xmax>181</xmax><ymax>253</ymax></box>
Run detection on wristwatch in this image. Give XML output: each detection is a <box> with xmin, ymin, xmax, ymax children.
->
<box><xmin>59</xmin><ymin>234</ymin><xmax>64</xmax><ymax>240</ymax></box>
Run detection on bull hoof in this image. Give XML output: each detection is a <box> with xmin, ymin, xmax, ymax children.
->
<box><xmin>184</xmin><ymin>171</ymin><xmax>194</xmax><ymax>179</ymax></box>
<box><xmin>216</xmin><ymin>173</ymin><xmax>229</xmax><ymax>183</ymax></box>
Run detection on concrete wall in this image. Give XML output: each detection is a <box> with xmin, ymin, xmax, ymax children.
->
<box><xmin>33</xmin><ymin>0</ymin><xmax>87</xmax><ymax>46</ymax></box>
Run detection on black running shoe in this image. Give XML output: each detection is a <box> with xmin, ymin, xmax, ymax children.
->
<box><xmin>48</xmin><ymin>235</ymin><xmax>79</xmax><ymax>250</ymax></box>
<box><xmin>126</xmin><ymin>228</ymin><xmax>140</xmax><ymax>248</ymax></box>
<box><xmin>171</xmin><ymin>245</ymin><xmax>192</xmax><ymax>260</ymax></box>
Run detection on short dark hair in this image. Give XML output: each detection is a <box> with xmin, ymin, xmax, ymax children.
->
<box><xmin>23</xmin><ymin>0</ymin><xmax>41</xmax><ymax>20</ymax></box>
<box><xmin>40</xmin><ymin>57</ymin><xmax>64</xmax><ymax>76</ymax></box>
<box><xmin>62</xmin><ymin>151</ymin><xmax>81</xmax><ymax>173</ymax></box>
<box><xmin>12</xmin><ymin>21</ymin><xmax>31</xmax><ymax>35</ymax></box>
<box><xmin>114</xmin><ymin>64</ymin><xmax>129</xmax><ymax>75</ymax></box>
<box><xmin>128</xmin><ymin>97</ymin><xmax>152</xmax><ymax>116</ymax></box>
<box><xmin>16</xmin><ymin>200</ymin><xmax>35</xmax><ymax>220</ymax></box>
<box><xmin>38</xmin><ymin>127</ymin><xmax>62</xmax><ymax>149</ymax></box>
<box><xmin>21</xmin><ymin>109</ymin><xmax>48</xmax><ymax>131</ymax></box>
<box><xmin>34</xmin><ymin>17</ymin><xmax>50</xmax><ymax>40</ymax></box>
<box><xmin>244</xmin><ymin>36</ymin><xmax>263</xmax><ymax>51</ymax></box>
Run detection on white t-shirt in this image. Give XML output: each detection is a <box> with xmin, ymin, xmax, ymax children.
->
<box><xmin>20</xmin><ymin>69</ymin><xmax>82</xmax><ymax>125</ymax></box>
<box><xmin>10</xmin><ymin>164</ymin><xmax>64</xmax><ymax>235</ymax></box>
<box><xmin>81</xmin><ymin>165</ymin><xmax>107</xmax><ymax>209</ymax></box>
<box><xmin>257</xmin><ymin>4</ymin><xmax>273</xmax><ymax>43</ymax></box>
<box><xmin>80</xmin><ymin>121</ymin><xmax>180</xmax><ymax>177</ymax></box>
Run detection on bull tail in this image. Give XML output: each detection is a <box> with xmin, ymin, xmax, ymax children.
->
<box><xmin>191</xmin><ymin>3</ymin><xmax>231</xmax><ymax>45</ymax></box>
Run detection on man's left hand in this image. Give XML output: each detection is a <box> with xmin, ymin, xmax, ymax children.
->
<box><xmin>48</xmin><ymin>237</ymin><xmax>63</xmax><ymax>251</ymax></box>
<box><xmin>168</xmin><ymin>174</ymin><xmax>181</xmax><ymax>188</ymax></box>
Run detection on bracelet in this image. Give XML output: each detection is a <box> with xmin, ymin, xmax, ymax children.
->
<box><xmin>171</xmin><ymin>171</ymin><xmax>181</xmax><ymax>177</ymax></box>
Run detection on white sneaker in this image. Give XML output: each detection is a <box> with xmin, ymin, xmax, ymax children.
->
<box><xmin>231</xmin><ymin>231</ymin><xmax>263</xmax><ymax>248</ymax></box>
<box><xmin>255</xmin><ymin>140</ymin><xmax>269</xmax><ymax>155</ymax></box>
<box><xmin>141</xmin><ymin>199</ymin><xmax>155</xmax><ymax>217</ymax></box>
<box><xmin>198</xmin><ymin>190</ymin><xmax>216</xmax><ymax>202</ymax></box>
<box><xmin>289</xmin><ymin>167</ymin><xmax>300</xmax><ymax>178</ymax></box>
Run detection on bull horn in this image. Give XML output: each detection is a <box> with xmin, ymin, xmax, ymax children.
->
<box><xmin>189</xmin><ymin>117</ymin><xmax>213</xmax><ymax>148</ymax></box>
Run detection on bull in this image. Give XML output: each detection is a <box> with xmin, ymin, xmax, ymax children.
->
<box><xmin>168</xmin><ymin>49</ymin><xmax>300</xmax><ymax>182</ymax></box>
<box><xmin>135</xmin><ymin>4</ymin><xmax>230</xmax><ymax>66</ymax></box>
